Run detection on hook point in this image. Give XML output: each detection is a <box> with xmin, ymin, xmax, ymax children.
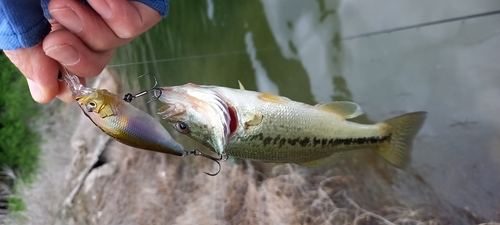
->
<box><xmin>123</xmin><ymin>73</ymin><xmax>162</xmax><ymax>103</ymax></box>
<box><xmin>186</xmin><ymin>149</ymin><xmax>223</xmax><ymax>176</ymax></box>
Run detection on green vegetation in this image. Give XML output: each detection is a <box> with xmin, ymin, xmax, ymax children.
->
<box><xmin>0</xmin><ymin>51</ymin><xmax>41</xmax><ymax>212</ymax></box>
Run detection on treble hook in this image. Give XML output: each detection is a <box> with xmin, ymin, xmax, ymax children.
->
<box><xmin>185</xmin><ymin>149</ymin><xmax>228</xmax><ymax>176</ymax></box>
<box><xmin>123</xmin><ymin>72</ymin><xmax>163</xmax><ymax>103</ymax></box>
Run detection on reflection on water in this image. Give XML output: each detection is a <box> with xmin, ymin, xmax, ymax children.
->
<box><xmin>245</xmin><ymin>32</ymin><xmax>279</xmax><ymax>94</ymax></box>
<box><xmin>110</xmin><ymin>0</ymin><xmax>500</xmax><ymax>222</ymax></box>
<box><xmin>261</xmin><ymin>0</ymin><xmax>343</xmax><ymax>103</ymax></box>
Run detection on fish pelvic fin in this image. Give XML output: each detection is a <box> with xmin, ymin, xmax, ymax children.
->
<box><xmin>375</xmin><ymin>111</ymin><xmax>427</xmax><ymax>169</ymax></box>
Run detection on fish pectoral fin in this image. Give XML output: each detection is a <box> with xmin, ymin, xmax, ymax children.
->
<box><xmin>315</xmin><ymin>101</ymin><xmax>364</xmax><ymax>119</ymax></box>
<box><xmin>298</xmin><ymin>152</ymin><xmax>348</xmax><ymax>167</ymax></box>
<box><xmin>238</xmin><ymin>80</ymin><xmax>246</xmax><ymax>90</ymax></box>
<box><xmin>243</xmin><ymin>112</ymin><xmax>263</xmax><ymax>127</ymax></box>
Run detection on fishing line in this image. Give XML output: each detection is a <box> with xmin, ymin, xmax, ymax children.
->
<box><xmin>108</xmin><ymin>9</ymin><xmax>500</xmax><ymax>68</ymax></box>
<box><xmin>342</xmin><ymin>9</ymin><xmax>500</xmax><ymax>40</ymax></box>
<box><xmin>107</xmin><ymin>47</ymin><xmax>279</xmax><ymax>68</ymax></box>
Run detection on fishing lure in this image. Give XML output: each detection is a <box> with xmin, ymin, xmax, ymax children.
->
<box><xmin>60</xmin><ymin>68</ymin><xmax>222</xmax><ymax>175</ymax></box>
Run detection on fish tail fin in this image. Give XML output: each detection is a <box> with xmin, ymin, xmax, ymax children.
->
<box><xmin>374</xmin><ymin>111</ymin><xmax>427</xmax><ymax>169</ymax></box>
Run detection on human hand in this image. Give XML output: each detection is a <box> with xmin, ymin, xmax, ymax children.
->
<box><xmin>4</xmin><ymin>0</ymin><xmax>162</xmax><ymax>103</ymax></box>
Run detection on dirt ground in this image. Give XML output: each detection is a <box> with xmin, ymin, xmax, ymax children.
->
<box><xmin>3</xmin><ymin>69</ymin><xmax>496</xmax><ymax>225</ymax></box>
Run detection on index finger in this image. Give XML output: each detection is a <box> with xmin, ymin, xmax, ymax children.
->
<box><xmin>88</xmin><ymin>0</ymin><xmax>162</xmax><ymax>39</ymax></box>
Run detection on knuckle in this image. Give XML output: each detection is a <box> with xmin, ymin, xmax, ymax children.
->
<box><xmin>116</xmin><ymin>24</ymin><xmax>142</xmax><ymax>39</ymax></box>
<box><xmin>90</xmin><ymin>40</ymin><xmax>110</xmax><ymax>52</ymax></box>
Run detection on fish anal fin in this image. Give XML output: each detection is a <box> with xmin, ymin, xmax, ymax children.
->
<box><xmin>238</xmin><ymin>80</ymin><xmax>246</xmax><ymax>90</ymax></box>
<box><xmin>316</xmin><ymin>101</ymin><xmax>363</xmax><ymax>119</ymax></box>
<box><xmin>374</xmin><ymin>111</ymin><xmax>427</xmax><ymax>169</ymax></box>
<box><xmin>258</xmin><ymin>93</ymin><xmax>288</xmax><ymax>104</ymax></box>
<box><xmin>298</xmin><ymin>153</ymin><xmax>347</xmax><ymax>167</ymax></box>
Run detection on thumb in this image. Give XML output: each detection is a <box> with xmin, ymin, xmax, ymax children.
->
<box><xmin>4</xmin><ymin>44</ymin><xmax>61</xmax><ymax>103</ymax></box>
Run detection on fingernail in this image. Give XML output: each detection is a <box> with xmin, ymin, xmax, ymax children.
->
<box><xmin>27</xmin><ymin>78</ymin><xmax>44</xmax><ymax>102</ymax></box>
<box><xmin>49</xmin><ymin>8</ymin><xmax>83</xmax><ymax>33</ymax></box>
<box><xmin>92</xmin><ymin>0</ymin><xmax>113</xmax><ymax>19</ymax></box>
<box><xmin>44</xmin><ymin>44</ymin><xmax>81</xmax><ymax>66</ymax></box>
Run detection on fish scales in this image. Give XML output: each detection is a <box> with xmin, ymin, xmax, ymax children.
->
<box><xmin>213</xmin><ymin>87</ymin><xmax>388</xmax><ymax>163</ymax></box>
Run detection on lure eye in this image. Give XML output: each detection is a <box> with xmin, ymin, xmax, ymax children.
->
<box><xmin>86</xmin><ymin>101</ymin><xmax>97</xmax><ymax>112</ymax></box>
<box><xmin>175</xmin><ymin>121</ymin><xmax>190</xmax><ymax>134</ymax></box>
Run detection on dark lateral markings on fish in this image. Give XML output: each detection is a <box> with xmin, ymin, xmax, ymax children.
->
<box><xmin>247</xmin><ymin>133</ymin><xmax>392</xmax><ymax>148</ymax></box>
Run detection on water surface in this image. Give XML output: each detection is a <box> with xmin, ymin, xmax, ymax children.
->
<box><xmin>110</xmin><ymin>0</ymin><xmax>500</xmax><ymax>221</ymax></box>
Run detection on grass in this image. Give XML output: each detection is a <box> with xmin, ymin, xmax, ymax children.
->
<box><xmin>0</xmin><ymin>51</ymin><xmax>41</xmax><ymax>214</ymax></box>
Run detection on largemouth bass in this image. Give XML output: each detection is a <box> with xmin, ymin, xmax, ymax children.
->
<box><xmin>60</xmin><ymin>68</ymin><xmax>184</xmax><ymax>156</ymax></box>
<box><xmin>157</xmin><ymin>83</ymin><xmax>426</xmax><ymax>168</ymax></box>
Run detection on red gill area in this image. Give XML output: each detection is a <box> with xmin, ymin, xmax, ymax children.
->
<box><xmin>227</xmin><ymin>105</ymin><xmax>238</xmax><ymax>135</ymax></box>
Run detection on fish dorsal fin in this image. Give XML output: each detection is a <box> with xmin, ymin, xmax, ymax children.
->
<box><xmin>238</xmin><ymin>80</ymin><xmax>246</xmax><ymax>90</ymax></box>
<box><xmin>315</xmin><ymin>101</ymin><xmax>363</xmax><ymax>119</ymax></box>
<box><xmin>258</xmin><ymin>93</ymin><xmax>288</xmax><ymax>104</ymax></box>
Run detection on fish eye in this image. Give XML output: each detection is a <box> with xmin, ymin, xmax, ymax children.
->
<box><xmin>175</xmin><ymin>122</ymin><xmax>190</xmax><ymax>134</ymax></box>
<box><xmin>86</xmin><ymin>101</ymin><xmax>97</xmax><ymax>112</ymax></box>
